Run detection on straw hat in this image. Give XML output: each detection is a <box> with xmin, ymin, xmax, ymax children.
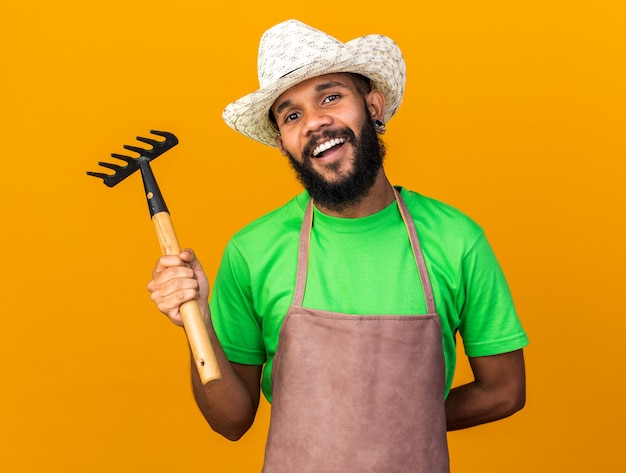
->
<box><xmin>222</xmin><ymin>19</ymin><xmax>406</xmax><ymax>147</ymax></box>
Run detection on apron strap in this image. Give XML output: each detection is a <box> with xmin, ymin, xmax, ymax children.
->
<box><xmin>292</xmin><ymin>198</ymin><xmax>313</xmax><ymax>307</ymax></box>
<box><xmin>393</xmin><ymin>187</ymin><xmax>437</xmax><ymax>314</ymax></box>
<box><xmin>292</xmin><ymin>187</ymin><xmax>437</xmax><ymax>314</ymax></box>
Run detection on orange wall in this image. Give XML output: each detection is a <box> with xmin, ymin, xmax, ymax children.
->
<box><xmin>2</xmin><ymin>1</ymin><xmax>625</xmax><ymax>471</ymax></box>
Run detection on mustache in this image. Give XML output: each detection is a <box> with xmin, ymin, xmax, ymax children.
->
<box><xmin>301</xmin><ymin>127</ymin><xmax>356</xmax><ymax>159</ymax></box>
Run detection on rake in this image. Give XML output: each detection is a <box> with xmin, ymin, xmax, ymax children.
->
<box><xmin>87</xmin><ymin>130</ymin><xmax>221</xmax><ymax>386</ymax></box>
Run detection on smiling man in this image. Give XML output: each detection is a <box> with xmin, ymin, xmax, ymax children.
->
<box><xmin>147</xmin><ymin>20</ymin><xmax>529</xmax><ymax>473</ymax></box>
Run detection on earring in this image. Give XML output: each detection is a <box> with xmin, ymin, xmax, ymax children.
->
<box><xmin>374</xmin><ymin>119</ymin><xmax>386</xmax><ymax>135</ymax></box>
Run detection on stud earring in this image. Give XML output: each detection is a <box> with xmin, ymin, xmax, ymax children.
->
<box><xmin>374</xmin><ymin>119</ymin><xmax>386</xmax><ymax>135</ymax></box>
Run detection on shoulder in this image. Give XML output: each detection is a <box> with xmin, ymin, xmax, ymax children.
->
<box><xmin>399</xmin><ymin>187</ymin><xmax>484</xmax><ymax>241</ymax></box>
<box><xmin>228</xmin><ymin>191</ymin><xmax>309</xmax><ymax>253</ymax></box>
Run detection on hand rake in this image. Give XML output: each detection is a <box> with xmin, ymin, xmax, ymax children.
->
<box><xmin>87</xmin><ymin>130</ymin><xmax>221</xmax><ymax>386</ymax></box>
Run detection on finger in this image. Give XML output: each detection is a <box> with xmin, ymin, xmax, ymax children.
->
<box><xmin>152</xmin><ymin>257</ymin><xmax>194</xmax><ymax>283</ymax></box>
<box><xmin>179</xmin><ymin>248</ymin><xmax>197</xmax><ymax>264</ymax></box>
<box><xmin>147</xmin><ymin>265</ymin><xmax>196</xmax><ymax>296</ymax></box>
<box><xmin>157</xmin><ymin>274</ymin><xmax>199</xmax><ymax>298</ymax></box>
<box><xmin>153</xmin><ymin>254</ymin><xmax>187</xmax><ymax>274</ymax></box>
<box><xmin>150</xmin><ymin>279</ymin><xmax>200</xmax><ymax>317</ymax></box>
<box><xmin>153</xmin><ymin>286</ymin><xmax>199</xmax><ymax>312</ymax></box>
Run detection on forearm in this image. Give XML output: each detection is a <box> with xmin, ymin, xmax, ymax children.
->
<box><xmin>445</xmin><ymin>350</ymin><xmax>526</xmax><ymax>431</ymax></box>
<box><xmin>147</xmin><ymin>250</ymin><xmax>260</xmax><ymax>439</ymax></box>
<box><xmin>445</xmin><ymin>381</ymin><xmax>524</xmax><ymax>430</ymax></box>
<box><xmin>190</xmin><ymin>309</ymin><xmax>260</xmax><ymax>441</ymax></box>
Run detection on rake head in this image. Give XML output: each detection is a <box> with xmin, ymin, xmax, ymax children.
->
<box><xmin>87</xmin><ymin>130</ymin><xmax>179</xmax><ymax>187</ymax></box>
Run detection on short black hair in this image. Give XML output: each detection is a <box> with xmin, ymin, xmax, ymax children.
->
<box><xmin>351</xmin><ymin>73</ymin><xmax>373</xmax><ymax>96</ymax></box>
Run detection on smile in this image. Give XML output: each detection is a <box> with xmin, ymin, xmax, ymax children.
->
<box><xmin>312</xmin><ymin>138</ymin><xmax>345</xmax><ymax>158</ymax></box>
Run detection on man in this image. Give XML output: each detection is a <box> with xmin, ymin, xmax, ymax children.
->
<box><xmin>148</xmin><ymin>19</ymin><xmax>528</xmax><ymax>472</ymax></box>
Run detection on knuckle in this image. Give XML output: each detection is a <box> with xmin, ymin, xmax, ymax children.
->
<box><xmin>174</xmin><ymin>289</ymin><xmax>192</xmax><ymax>305</ymax></box>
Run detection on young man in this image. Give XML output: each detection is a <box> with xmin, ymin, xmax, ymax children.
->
<box><xmin>148</xmin><ymin>19</ymin><xmax>528</xmax><ymax>472</ymax></box>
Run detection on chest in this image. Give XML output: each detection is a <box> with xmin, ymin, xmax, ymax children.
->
<box><xmin>302</xmin><ymin>222</ymin><xmax>427</xmax><ymax>315</ymax></box>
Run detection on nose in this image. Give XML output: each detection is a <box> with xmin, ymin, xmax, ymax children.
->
<box><xmin>302</xmin><ymin>108</ymin><xmax>332</xmax><ymax>135</ymax></box>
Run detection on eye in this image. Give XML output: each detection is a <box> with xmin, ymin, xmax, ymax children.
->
<box><xmin>284</xmin><ymin>111</ymin><xmax>300</xmax><ymax>123</ymax></box>
<box><xmin>323</xmin><ymin>94</ymin><xmax>340</xmax><ymax>104</ymax></box>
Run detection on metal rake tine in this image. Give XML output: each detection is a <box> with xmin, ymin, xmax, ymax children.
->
<box><xmin>148</xmin><ymin>129</ymin><xmax>179</xmax><ymax>143</ymax></box>
<box><xmin>86</xmin><ymin>171</ymin><xmax>112</xmax><ymax>181</ymax></box>
<box><xmin>97</xmin><ymin>161</ymin><xmax>126</xmax><ymax>172</ymax></box>
<box><xmin>123</xmin><ymin>144</ymin><xmax>151</xmax><ymax>157</ymax></box>
<box><xmin>110</xmin><ymin>153</ymin><xmax>137</xmax><ymax>165</ymax></box>
<box><xmin>86</xmin><ymin>168</ymin><xmax>133</xmax><ymax>188</ymax></box>
<box><xmin>135</xmin><ymin>136</ymin><xmax>162</xmax><ymax>147</ymax></box>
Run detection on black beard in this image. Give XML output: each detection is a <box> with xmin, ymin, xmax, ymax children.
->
<box><xmin>286</xmin><ymin>118</ymin><xmax>386</xmax><ymax>213</ymax></box>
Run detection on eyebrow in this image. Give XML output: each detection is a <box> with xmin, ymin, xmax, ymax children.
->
<box><xmin>273</xmin><ymin>81</ymin><xmax>350</xmax><ymax>116</ymax></box>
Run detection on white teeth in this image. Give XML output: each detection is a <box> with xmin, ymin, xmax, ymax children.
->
<box><xmin>312</xmin><ymin>138</ymin><xmax>345</xmax><ymax>157</ymax></box>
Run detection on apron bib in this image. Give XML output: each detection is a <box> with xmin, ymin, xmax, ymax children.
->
<box><xmin>263</xmin><ymin>189</ymin><xmax>450</xmax><ymax>473</ymax></box>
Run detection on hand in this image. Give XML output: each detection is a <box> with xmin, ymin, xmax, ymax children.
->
<box><xmin>147</xmin><ymin>249</ymin><xmax>210</xmax><ymax>326</ymax></box>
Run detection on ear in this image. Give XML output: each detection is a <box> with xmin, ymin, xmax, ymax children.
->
<box><xmin>275</xmin><ymin>135</ymin><xmax>287</xmax><ymax>156</ymax></box>
<box><xmin>365</xmin><ymin>89</ymin><xmax>386</xmax><ymax>121</ymax></box>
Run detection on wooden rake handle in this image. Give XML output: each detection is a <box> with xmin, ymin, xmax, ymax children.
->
<box><xmin>152</xmin><ymin>211</ymin><xmax>221</xmax><ymax>386</ymax></box>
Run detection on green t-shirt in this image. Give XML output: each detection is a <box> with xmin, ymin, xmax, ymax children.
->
<box><xmin>211</xmin><ymin>187</ymin><xmax>529</xmax><ymax>402</ymax></box>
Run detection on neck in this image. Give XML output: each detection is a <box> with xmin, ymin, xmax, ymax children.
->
<box><xmin>313</xmin><ymin>170</ymin><xmax>396</xmax><ymax>218</ymax></box>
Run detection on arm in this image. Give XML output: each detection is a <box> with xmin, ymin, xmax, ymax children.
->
<box><xmin>445</xmin><ymin>349</ymin><xmax>526</xmax><ymax>431</ymax></box>
<box><xmin>147</xmin><ymin>249</ymin><xmax>261</xmax><ymax>440</ymax></box>
<box><xmin>189</xmin><ymin>322</ymin><xmax>262</xmax><ymax>441</ymax></box>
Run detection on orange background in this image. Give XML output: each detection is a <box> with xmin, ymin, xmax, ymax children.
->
<box><xmin>2</xmin><ymin>1</ymin><xmax>625</xmax><ymax>471</ymax></box>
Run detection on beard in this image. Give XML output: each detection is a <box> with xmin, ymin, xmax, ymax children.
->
<box><xmin>285</xmin><ymin>116</ymin><xmax>386</xmax><ymax>213</ymax></box>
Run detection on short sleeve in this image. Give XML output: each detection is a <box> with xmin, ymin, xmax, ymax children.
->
<box><xmin>210</xmin><ymin>240</ymin><xmax>267</xmax><ymax>365</ymax></box>
<box><xmin>458</xmin><ymin>233</ymin><xmax>529</xmax><ymax>357</ymax></box>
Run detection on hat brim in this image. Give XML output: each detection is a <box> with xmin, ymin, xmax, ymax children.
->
<box><xmin>222</xmin><ymin>34</ymin><xmax>406</xmax><ymax>148</ymax></box>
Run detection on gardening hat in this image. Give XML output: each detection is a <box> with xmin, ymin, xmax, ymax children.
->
<box><xmin>222</xmin><ymin>19</ymin><xmax>406</xmax><ymax>147</ymax></box>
